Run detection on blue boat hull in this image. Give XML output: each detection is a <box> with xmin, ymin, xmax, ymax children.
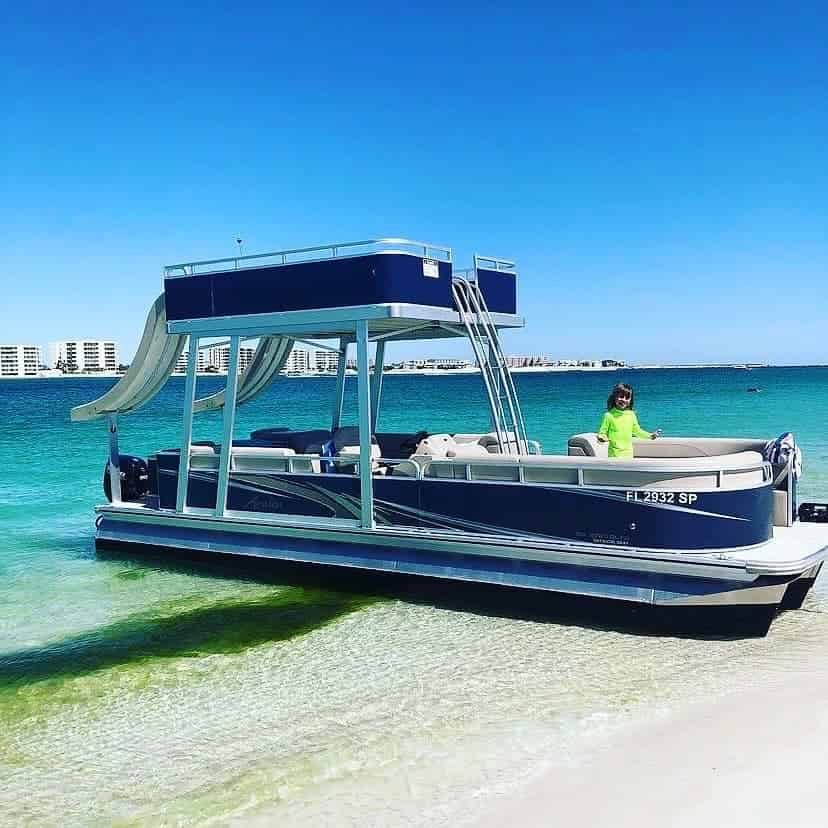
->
<box><xmin>154</xmin><ymin>457</ymin><xmax>774</xmax><ymax>551</ymax></box>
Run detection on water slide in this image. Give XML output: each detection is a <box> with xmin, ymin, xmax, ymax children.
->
<box><xmin>71</xmin><ymin>294</ymin><xmax>187</xmax><ymax>422</ymax></box>
<box><xmin>192</xmin><ymin>335</ymin><xmax>294</xmax><ymax>413</ymax></box>
<box><xmin>71</xmin><ymin>294</ymin><xmax>294</xmax><ymax>422</ymax></box>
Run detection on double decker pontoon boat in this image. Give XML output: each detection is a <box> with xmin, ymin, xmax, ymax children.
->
<box><xmin>73</xmin><ymin>238</ymin><xmax>828</xmax><ymax>636</ymax></box>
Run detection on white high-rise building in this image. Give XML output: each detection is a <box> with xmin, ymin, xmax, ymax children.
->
<box><xmin>0</xmin><ymin>344</ymin><xmax>42</xmax><ymax>377</ymax></box>
<box><xmin>283</xmin><ymin>346</ymin><xmax>313</xmax><ymax>374</ymax></box>
<box><xmin>205</xmin><ymin>344</ymin><xmax>256</xmax><ymax>374</ymax></box>
<box><xmin>50</xmin><ymin>340</ymin><xmax>118</xmax><ymax>373</ymax></box>
<box><xmin>313</xmin><ymin>349</ymin><xmax>340</xmax><ymax>373</ymax></box>
<box><xmin>174</xmin><ymin>349</ymin><xmax>209</xmax><ymax>374</ymax></box>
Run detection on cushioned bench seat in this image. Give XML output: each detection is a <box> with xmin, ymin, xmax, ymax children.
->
<box><xmin>421</xmin><ymin>451</ymin><xmax>767</xmax><ymax>490</ymax></box>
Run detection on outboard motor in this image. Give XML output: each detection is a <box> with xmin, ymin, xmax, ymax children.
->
<box><xmin>103</xmin><ymin>455</ymin><xmax>150</xmax><ymax>502</ymax></box>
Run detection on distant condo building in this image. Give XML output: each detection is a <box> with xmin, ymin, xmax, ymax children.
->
<box><xmin>284</xmin><ymin>346</ymin><xmax>340</xmax><ymax>374</ymax></box>
<box><xmin>49</xmin><ymin>340</ymin><xmax>118</xmax><ymax>373</ymax></box>
<box><xmin>173</xmin><ymin>344</ymin><xmax>256</xmax><ymax>374</ymax></box>
<box><xmin>0</xmin><ymin>344</ymin><xmax>42</xmax><ymax>377</ymax></box>
<box><xmin>313</xmin><ymin>349</ymin><xmax>340</xmax><ymax>373</ymax></box>
<box><xmin>504</xmin><ymin>356</ymin><xmax>625</xmax><ymax>369</ymax></box>
<box><xmin>390</xmin><ymin>358</ymin><xmax>471</xmax><ymax>371</ymax></box>
<box><xmin>174</xmin><ymin>349</ymin><xmax>209</xmax><ymax>374</ymax></box>
<box><xmin>206</xmin><ymin>344</ymin><xmax>256</xmax><ymax>374</ymax></box>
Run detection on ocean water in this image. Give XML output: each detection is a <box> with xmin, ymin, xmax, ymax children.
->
<box><xmin>1</xmin><ymin>368</ymin><xmax>827</xmax><ymax>825</ymax></box>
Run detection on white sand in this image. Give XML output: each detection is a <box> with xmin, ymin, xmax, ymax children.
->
<box><xmin>476</xmin><ymin>659</ymin><xmax>828</xmax><ymax>828</ymax></box>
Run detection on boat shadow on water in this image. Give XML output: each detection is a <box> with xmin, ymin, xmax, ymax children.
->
<box><xmin>0</xmin><ymin>545</ymin><xmax>791</xmax><ymax>694</ymax></box>
<box><xmin>92</xmin><ymin>541</ymin><xmax>781</xmax><ymax>641</ymax></box>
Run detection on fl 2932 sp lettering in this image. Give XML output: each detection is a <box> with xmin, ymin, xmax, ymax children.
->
<box><xmin>626</xmin><ymin>491</ymin><xmax>699</xmax><ymax>505</ymax></box>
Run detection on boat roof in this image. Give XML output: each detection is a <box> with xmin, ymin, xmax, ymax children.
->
<box><xmin>162</xmin><ymin>237</ymin><xmax>524</xmax><ymax>341</ymax></box>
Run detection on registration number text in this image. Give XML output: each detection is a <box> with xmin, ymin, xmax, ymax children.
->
<box><xmin>625</xmin><ymin>491</ymin><xmax>698</xmax><ymax>505</ymax></box>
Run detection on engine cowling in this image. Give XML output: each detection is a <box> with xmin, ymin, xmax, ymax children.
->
<box><xmin>103</xmin><ymin>455</ymin><xmax>149</xmax><ymax>502</ymax></box>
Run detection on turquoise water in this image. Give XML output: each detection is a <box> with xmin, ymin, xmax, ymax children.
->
<box><xmin>1</xmin><ymin>369</ymin><xmax>828</xmax><ymax>825</ymax></box>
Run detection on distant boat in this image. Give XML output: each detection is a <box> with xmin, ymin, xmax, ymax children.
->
<box><xmin>747</xmin><ymin>387</ymin><xmax>762</xmax><ymax>393</ymax></box>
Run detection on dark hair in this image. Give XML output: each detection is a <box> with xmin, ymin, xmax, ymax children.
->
<box><xmin>607</xmin><ymin>383</ymin><xmax>635</xmax><ymax>411</ymax></box>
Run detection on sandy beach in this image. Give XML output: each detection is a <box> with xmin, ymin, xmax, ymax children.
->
<box><xmin>477</xmin><ymin>636</ymin><xmax>828</xmax><ymax>828</ymax></box>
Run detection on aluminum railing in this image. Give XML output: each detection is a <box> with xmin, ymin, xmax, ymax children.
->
<box><xmin>164</xmin><ymin>238</ymin><xmax>452</xmax><ymax>278</ymax></box>
<box><xmin>193</xmin><ymin>452</ymin><xmax>771</xmax><ymax>487</ymax></box>
<box><xmin>473</xmin><ymin>254</ymin><xmax>517</xmax><ymax>273</ymax></box>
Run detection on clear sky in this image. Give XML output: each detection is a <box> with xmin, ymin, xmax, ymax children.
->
<box><xmin>1</xmin><ymin>1</ymin><xmax>826</xmax><ymax>365</ymax></box>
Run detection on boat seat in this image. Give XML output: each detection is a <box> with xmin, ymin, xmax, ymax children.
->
<box><xmin>336</xmin><ymin>443</ymin><xmax>385</xmax><ymax>474</ymax></box>
<box><xmin>531</xmin><ymin>451</ymin><xmax>766</xmax><ymax>490</ymax></box>
<box><xmin>387</xmin><ymin>458</ymin><xmax>424</xmax><ymax>478</ymax></box>
<box><xmin>567</xmin><ymin>433</ymin><xmax>608</xmax><ymax>458</ymax></box>
<box><xmin>452</xmin><ymin>433</ymin><xmax>518</xmax><ymax>454</ymax></box>
<box><xmin>189</xmin><ymin>444</ymin><xmax>220</xmax><ymax>470</ymax></box>
<box><xmin>249</xmin><ymin>428</ymin><xmax>332</xmax><ymax>454</ymax></box>
<box><xmin>477</xmin><ymin>432</ymin><xmax>518</xmax><ymax>454</ymax></box>
<box><xmin>421</xmin><ymin>451</ymin><xmax>767</xmax><ymax>490</ymax></box>
<box><xmin>568</xmin><ymin>433</ymin><xmax>768</xmax><ymax>459</ymax></box>
<box><xmin>230</xmin><ymin>446</ymin><xmax>297</xmax><ymax>472</ymax></box>
<box><xmin>185</xmin><ymin>444</ymin><xmax>321</xmax><ymax>474</ymax></box>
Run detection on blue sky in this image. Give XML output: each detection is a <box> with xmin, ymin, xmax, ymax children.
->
<box><xmin>1</xmin><ymin>1</ymin><xmax>826</xmax><ymax>364</ymax></box>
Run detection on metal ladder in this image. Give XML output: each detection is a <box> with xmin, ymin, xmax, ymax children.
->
<box><xmin>451</xmin><ymin>276</ymin><xmax>529</xmax><ymax>455</ymax></box>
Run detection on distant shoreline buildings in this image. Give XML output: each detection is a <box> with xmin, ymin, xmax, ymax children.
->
<box><xmin>0</xmin><ymin>339</ymin><xmax>771</xmax><ymax>379</ymax></box>
<box><xmin>0</xmin><ymin>344</ymin><xmax>42</xmax><ymax>377</ymax></box>
<box><xmin>49</xmin><ymin>340</ymin><xmax>118</xmax><ymax>374</ymax></box>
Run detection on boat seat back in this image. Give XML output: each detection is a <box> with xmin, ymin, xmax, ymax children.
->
<box><xmin>231</xmin><ymin>446</ymin><xmax>297</xmax><ymax>472</ymax></box>
<box><xmin>477</xmin><ymin>432</ymin><xmax>518</xmax><ymax>454</ymax></box>
<box><xmin>336</xmin><ymin>443</ymin><xmax>384</xmax><ymax>473</ymax></box>
<box><xmin>567</xmin><ymin>433</ymin><xmax>608</xmax><ymax>458</ymax></box>
<box><xmin>383</xmin><ymin>458</ymin><xmax>423</xmax><ymax>478</ymax></box>
<box><xmin>420</xmin><ymin>451</ymin><xmax>767</xmax><ymax>490</ymax></box>
<box><xmin>632</xmin><ymin>437</ymin><xmax>767</xmax><ymax>458</ymax></box>
<box><xmin>189</xmin><ymin>444</ymin><xmax>219</xmax><ymax>470</ymax></box>
<box><xmin>249</xmin><ymin>428</ymin><xmax>332</xmax><ymax>454</ymax></box>
<box><xmin>568</xmin><ymin>433</ymin><xmax>768</xmax><ymax>459</ymax></box>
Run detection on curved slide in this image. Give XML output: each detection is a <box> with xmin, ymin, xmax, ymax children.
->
<box><xmin>192</xmin><ymin>335</ymin><xmax>294</xmax><ymax>413</ymax></box>
<box><xmin>71</xmin><ymin>294</ymin><xmax>187</xmax><ymax>422</ymax></box>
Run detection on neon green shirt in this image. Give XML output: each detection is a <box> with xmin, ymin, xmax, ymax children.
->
<box><xmin>597</xmin><ymin>408</ymin><xmax>651</xmax><ymax>458</ymax></box>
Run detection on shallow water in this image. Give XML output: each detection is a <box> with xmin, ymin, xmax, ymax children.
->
<box><xmin>1</xmin><ymin>369</ymin><xmax>827</xmax><ymax>825</ymax></box>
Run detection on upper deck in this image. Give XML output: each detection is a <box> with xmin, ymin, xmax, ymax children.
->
<box><xmin>162</xmin><ymin>238</ymin><xmax>522</xmax><ymax>340</ymax></box>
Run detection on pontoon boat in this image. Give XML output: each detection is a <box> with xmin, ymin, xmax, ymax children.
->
<box><xmin>72</xmin><ymin>239</ymin><xmax>828</xmax><ymax>636</ymax></box>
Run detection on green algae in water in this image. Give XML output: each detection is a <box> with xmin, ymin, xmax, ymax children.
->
<box><xmin>0</xmin><ymin>587</ymin><xmax>376</xmax><ymax>723</ymax></box>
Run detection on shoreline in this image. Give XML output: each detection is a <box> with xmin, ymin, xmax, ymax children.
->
<box><xmin>475</xmin><ymin>646</ymin><xmax>828</xmax><ymax>828</ymax></box>
<box><xmin>2</xmin><ymin>364</ymin><xmax>803</xmax><ymax>381</ymax></box>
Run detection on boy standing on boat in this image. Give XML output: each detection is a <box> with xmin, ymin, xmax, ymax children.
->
<box><xmin>597</xmin><ymin>383</ymin><xmax>658</xmax><ymax>458</ymax></box>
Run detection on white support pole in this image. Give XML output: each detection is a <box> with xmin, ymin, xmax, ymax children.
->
<box><xmin>356</xmin><ymin>321</ymin><xmax>374</xmax><ymax>529</ymax></box>
<box><xmin>331</xmin><ymin>337</ymin><xmax>348</xmax><ymax>431</ymax></box>
<box><xmin>370</xmin><ymin>340</ymin><xmax>385</xmax><ymax>432</ymax></box>
<box><xmin>176</xmin><ymin>338</ymin><xmax>199</xmax><ymax>512</ymax></box>
<box><xmin>107</xmin><ymin>414</ymin><xmax>122</xmax><ymax>504</ymax></box>
<box><xmin>215</xmin><ymin>336</ymin><xmax>241</xmax><ymax>517</ymax></box>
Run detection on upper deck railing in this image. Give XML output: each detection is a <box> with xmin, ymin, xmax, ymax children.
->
<box><xmin>473</xmin><ymin>254</ymin><xmax>516</xmax><ymax>273</ymax></box>
<box><xmin>164</xmin><ymin>238</ymin><xmax>453</xmax><ymax>278</ymax></box>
